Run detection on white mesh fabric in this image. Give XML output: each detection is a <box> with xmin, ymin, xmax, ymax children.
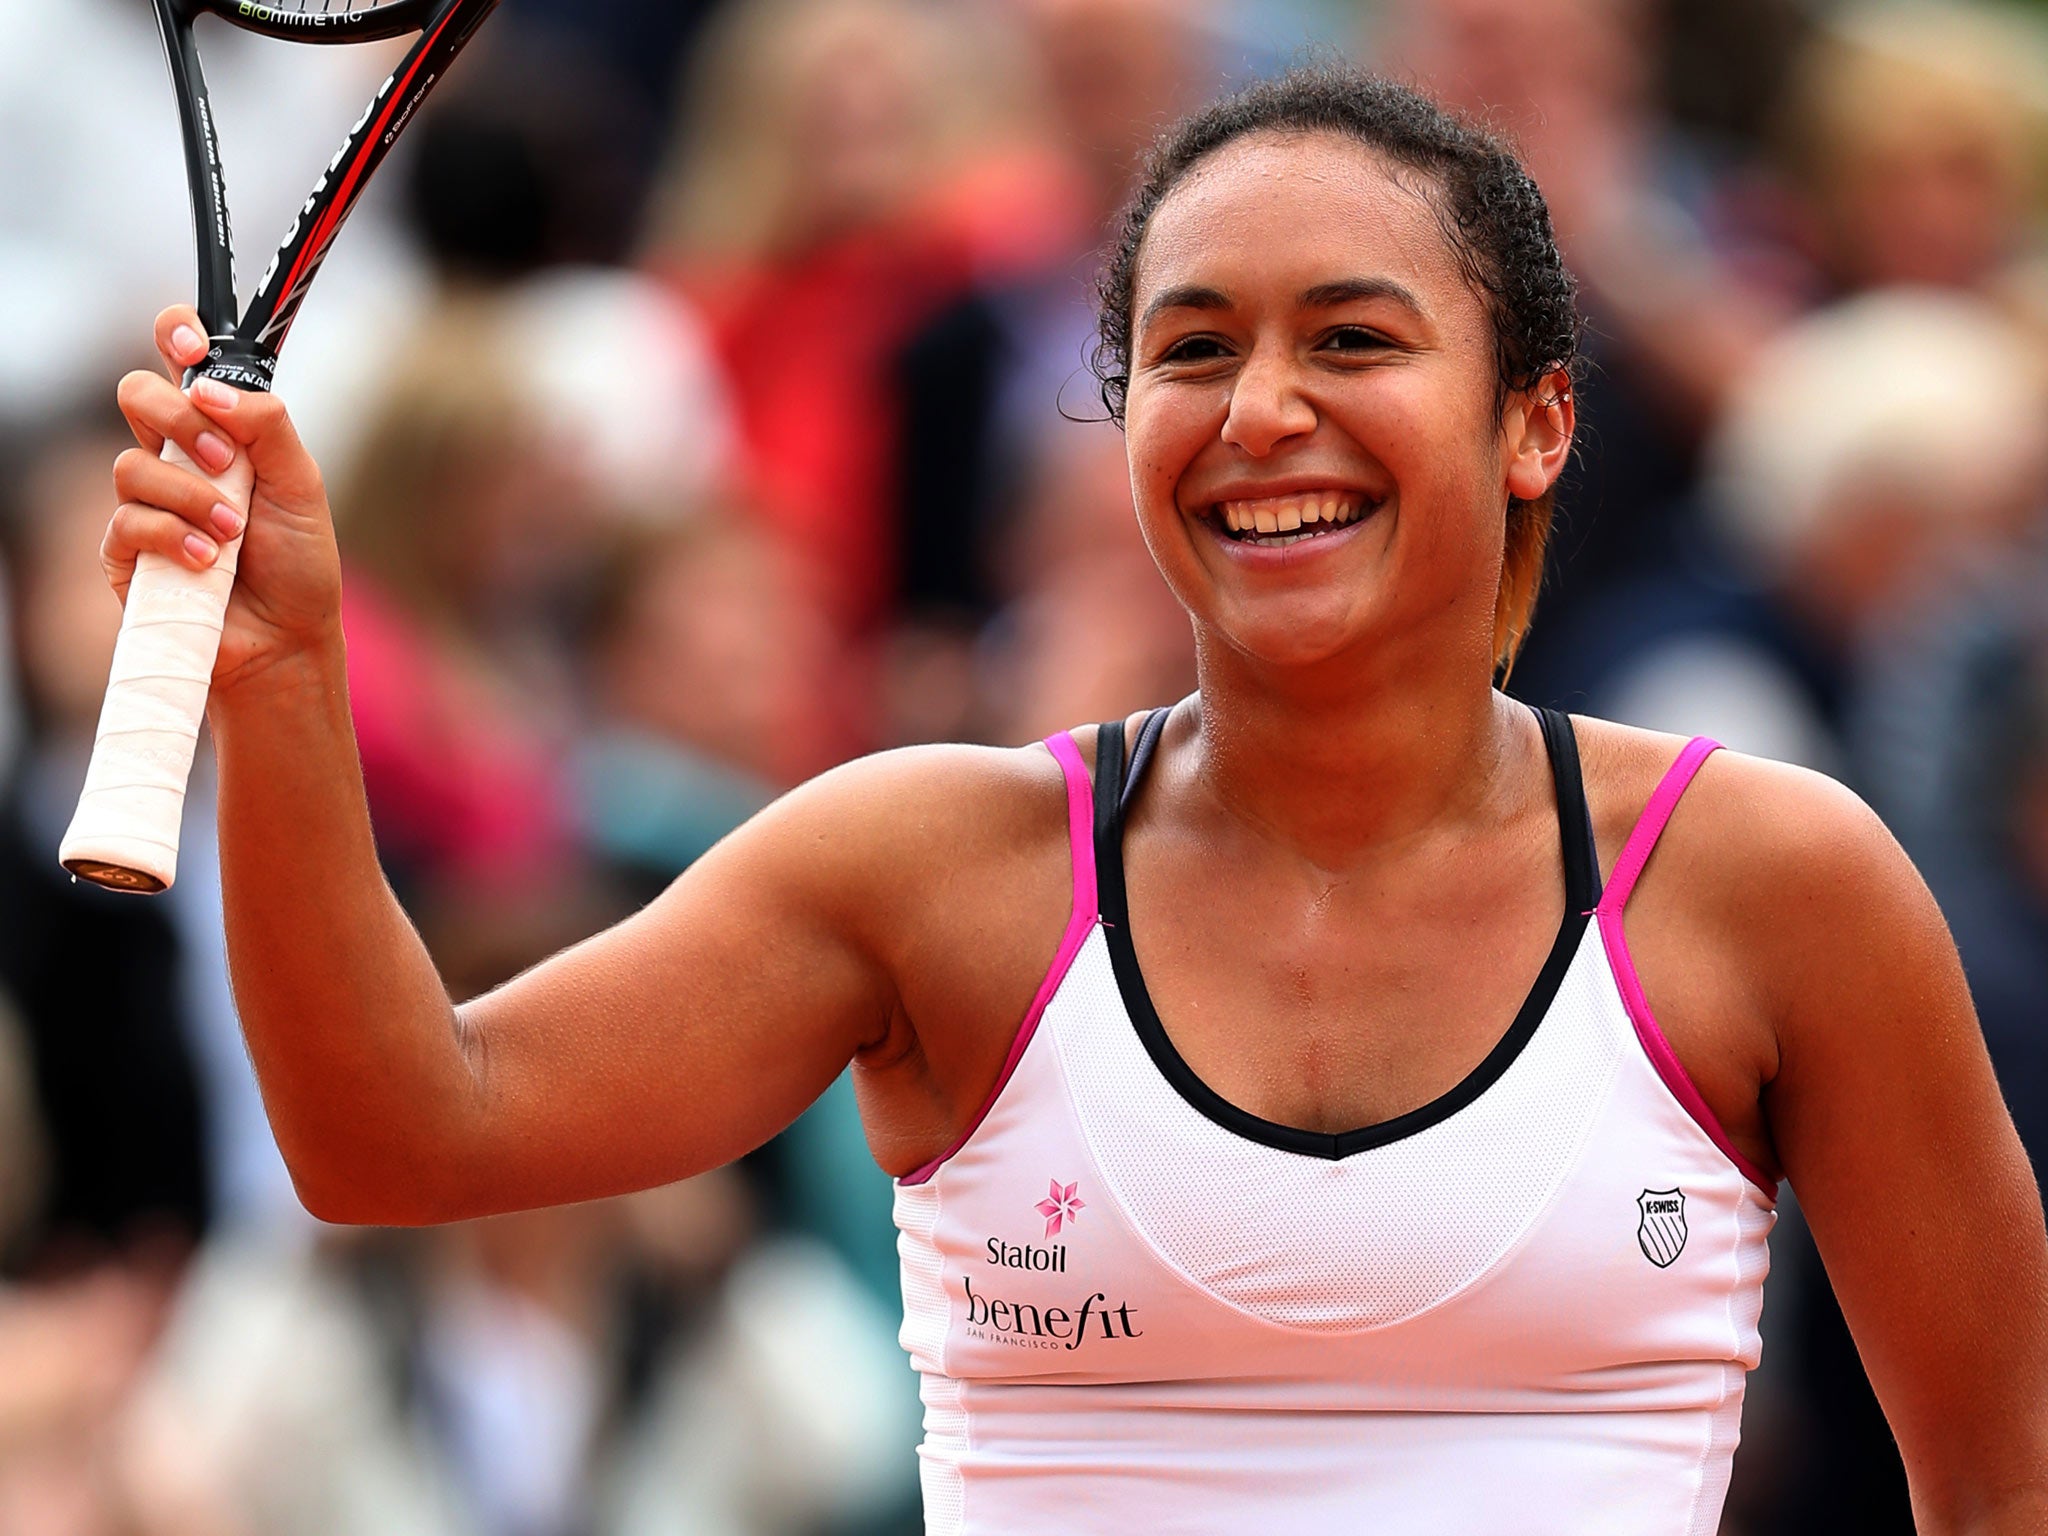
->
<box><xmin>1685</xmin><ymin>1196</ymin><xmax>1774</xmax><ymax>1535</ymax></box>
<box><xmin>1731</xmin><ymin>1194</ymin><xmax>1774</xmax><ymax>1369</ymax></box>
<box><xmin>895</xmin><ymin>1180</ymin><xmax>967</xmax><ymax>1532</ymax></box>
<box><xmin>916</xmin><ymin>1375</ymin><xmax>967</xmax><ymax>1536</ymax></box>
<box><xmin>894</xmin><ymin>1180</ymin><xmax>948</xmax><ymax>1375</ymax></box>
<box><xmin>1050</xmin><ymin>924</ymin><xmax>1624</xmax><ymax>1330</ymax></box>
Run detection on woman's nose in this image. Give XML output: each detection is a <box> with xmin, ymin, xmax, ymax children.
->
<box><xmin>1220</xmin><ymin>347</ymin><xmax>1316</xmax><ymax>457</ymax></box>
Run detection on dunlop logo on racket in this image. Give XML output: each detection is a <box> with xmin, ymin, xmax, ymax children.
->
<box><xmin>253</xmin><ymin>86</ymin><xmax>396</xmax><ymax>301</ymax></box>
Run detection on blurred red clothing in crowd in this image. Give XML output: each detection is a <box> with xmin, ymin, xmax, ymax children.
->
<box><xmin>673</xmin><ymin>151</ymin><xmax>1081</xmax><ymax>642</ymax></box>
<box><xmin>343</xmin><ymin>579</ymin><xmax>576</xmax><ymax>892</ymax></box>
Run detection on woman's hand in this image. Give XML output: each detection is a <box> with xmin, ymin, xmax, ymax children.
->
<box><xmin>106</xmin><ymin>304</ymin><xmax>344</xmax><ymax>695</ymax></box>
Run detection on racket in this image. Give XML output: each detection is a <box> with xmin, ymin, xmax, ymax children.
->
<box><xmin>59</xmin><ymin>0</ymin><xmax>499</xmax><ymax>894</ymax></box>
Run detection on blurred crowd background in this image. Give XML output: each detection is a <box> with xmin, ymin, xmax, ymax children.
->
<box><xmin>4</xmin><ymin>0</ymin><xmax>2048</xmax><ymax>1530</ymax></box>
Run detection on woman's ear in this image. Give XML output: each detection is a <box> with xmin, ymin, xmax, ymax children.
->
<box><xmin>1503</xmin><ymin>368</ymin><xmax>1575</xmax><ymax>503</ymax></box>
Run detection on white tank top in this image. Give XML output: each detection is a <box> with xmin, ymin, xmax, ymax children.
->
<box><xmin>893</xmin><ymin>710</ymin><xmax>1777</xmax><ymax>1534</ymax></box>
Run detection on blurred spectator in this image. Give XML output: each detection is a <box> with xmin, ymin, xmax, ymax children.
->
<box><xmin>975</xmin><ymin>425</ymin><xmax>1196</xmax><ymax>745</ymax></box>
<box><xmin>405</xmin><ymin>27</ymin><xmax>657</xmax><ymax>279</ymax></box>
<box><xmin>0</xmin><ymin>1261</ymin><xmax>176</xmax><ymax>1536</ymax></box>
<box><xmin>329</xmin><ymin>304</ymin><xmax>589</xmax><ymax>901</ymax></box>
<box><xmin>1655</xmin><ymin>0</ymin><xmax>1814</xmax><ymax>162</ymax></box>
<box><xmin>573</xmin><ymin>512</ymin><xmax>833</xmax><ymax>895</ymax></box>
<box><xmin>499</xmin><ymin>0</ymin><xmax>726</xmax><ymax>143</ymax></box>
<box><xmin>1375</xmin><ymin>0</ymin><xmax>1789</xmax><ymax>426</ymax></box>
<box><xmin>1854</xmin><ymin>551</ymin><xmax>2048</xmax><ymax>1169</ymax></box>
<box><xmin>0</xmin><ymin>1000</ymin><xmax>45</xmax><ymax>1274</ymax></box>
<box><xmin>1708</xmin><ymin>291</ymin><xmax>2045</xmax><ymax>652</ymax></box>
<box><xmin>117</xmin><ymin>895</ymin><xmax>917</xmax><ymax>1536</ymax></box>
<box><xmin>1370</xmin><ymin>0</ymin><xmax>1797</xmax><ymax>715</ymax></box>
<box><xmin>499</xmin><ymin>269</ymin><xmax>736</xmax><ymax>517</ymax></box>
<box><xmin>0</xmin><ymin>410</ymin><xmax>212</xmax><ymax>1269</ymax></box>
<box><xmin>1540</xmin><ymin>289</ymin><xmax>2048</xmax><ymax>767</ymax></box>
<box><xmin>0</xmin><ymin>477</ymin><xmax>194</xmax><ymax>1525</ymax></box>
<box><xmin>1775</xmin><ymin>0</ymin><xmax>2048</xmax><ymax>322</ymax></box>
<box><xmin>894</xmin><ymin>0</ymin><xmax>1219</xmax><ymax>654</ymax></box>
<box><xmin>645</xmin><ymin>0</ymin><xmax>1077</xmax><ymax>761</ymax></box>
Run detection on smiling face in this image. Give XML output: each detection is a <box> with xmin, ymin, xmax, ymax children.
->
<box><xmin>1122</xmin><ymin>130</ymin><xmax>1569</xmax><ymax>676</ymax></box>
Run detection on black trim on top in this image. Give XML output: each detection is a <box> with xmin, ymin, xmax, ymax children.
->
<box><xmin>1093</xmin><ymin>718</ymin><xmax>1129</xmax><ymax>899</ymax></box>
<box><xmin>1095</xmin><ymin>705</ymin><xmax>1597</xmax><ymax>1160</ymax></box>
<box><xmin>1536</xmin><ymin>705</ymin><xmax>1602</xmax><ymax>913</ymax></box>
<box><xmin>1119</xmin><ymin>707</ymin><xmax>1169</xmax><ymax>817</ymax></box>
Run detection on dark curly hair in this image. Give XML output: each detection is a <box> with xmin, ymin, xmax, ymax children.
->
<box><xmin>1093</xmin><ymin>65</ymin><xmax>1582</xmax><ymax>667</ymax></box>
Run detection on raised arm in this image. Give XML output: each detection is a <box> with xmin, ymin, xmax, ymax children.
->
<box><xmin>105</xmin><ymin>308</ymin><xmax>1064</xmax><ymax>1227</ymax></box>
<box><xmin>210</xmin><ymin>652</ymin><xmax>909</xmax><ymax>1223</ymax></box>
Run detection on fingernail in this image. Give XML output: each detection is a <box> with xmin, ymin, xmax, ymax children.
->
<box><xmin>191</xmin><ymin>376</ymin><xmax>236</xmax><ymax>410</ymax></box>
<box><xmin>196</xmin><ymin>432</ymin><xmax>234</xmax><ymax>472</ymax></box>
<box><xmin>183</xmin><ymin>533</ymin><xmax>217</xmax><ymax>565</ymax></box>
<box><xmin>171</xmin><ymin>325</ymin><xmax>205</xmax><ymax>360</ymax></box>
<box><xmin>210</xmin><ymin>503</ymin><xmax>244</xmax><ymax>539</ymax></box>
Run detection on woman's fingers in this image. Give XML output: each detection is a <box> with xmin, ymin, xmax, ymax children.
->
<box><xmin>154</xmin><ymin>305</ymin><xmax>211</xmax><ymax>380</ymax></box>
<box><xmin>103</xmin><ymin>502</ymin><xmax>226</xmax><ymax>581</ymax></box>
<box><xmin>140</xmin><ymin>309</ymin><xmax>326</xmax><ymax>514</ymax></box>
<box><xmin>183</xmin><ymin>376</ymin><xmax>326</xmax><ymax>511</ymax></box>
<box><xmin>115</xmin><ymin>370</ymin><xmax>237</xmax><ymax>476</ymax></box>
<box><xmin>112</xmin><ymin>446</ymin><xmax>247</xmax><ymax>543</ymax></box>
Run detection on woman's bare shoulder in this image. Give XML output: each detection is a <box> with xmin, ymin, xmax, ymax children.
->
<box><xmin>742</xmin><ymin>738</ymin><xmax>1076</xmax><ymax>892</ymax></box>
<box><xmin>779</xmin><ymin>737</ymin><xmax>1076</xmax><ymax>839</ymax></box>
<box><xmin>1567</xmin><ymin>713</ymin><xmax>1944</xmax><ymax>1021</ymax></box>
<box><xmin>1569</xmin><ymin>714</ymin><xmax>1894</xmax><ymax>882</ymax></box>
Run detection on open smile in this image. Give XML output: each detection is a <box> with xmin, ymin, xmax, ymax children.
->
<box><xmin>1199</xmin><ymin>490</ymin><xmax>1384</xmax><ymax>552</ymax></box>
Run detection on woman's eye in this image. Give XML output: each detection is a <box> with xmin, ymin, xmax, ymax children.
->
<box><xmin>1160</xmin><ymin>335</ymin><xmax>1230</xmax><ymax>363</ymax></box>
<box><xmin>1323</xmin><ymin>326</ymin><xmax>1390</xmax><ymax>352</ymax></box>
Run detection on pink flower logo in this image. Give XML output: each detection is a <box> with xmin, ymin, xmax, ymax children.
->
<box><xmin>1035</xmin><ymin>1179</ymin><xmax>1084</xmax><ymax>1237</ymax></box>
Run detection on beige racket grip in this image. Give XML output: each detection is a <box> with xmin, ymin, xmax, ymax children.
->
<box><xmin>59</xmin><ymin>436</ymin><xmax>252</xmax><ymax>893</ymax></box>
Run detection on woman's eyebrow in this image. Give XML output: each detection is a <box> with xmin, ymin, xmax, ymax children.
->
<box><xmin>1140</xmin><ymin>284</ymin><xmax>1231</xmax><ymax>327</ymax></box>
<box><xmin>1140</xmin><ymin>277</ymin><xmax>1429</xmax><ymax>330</ymax></box>
<box><xmin>1301</xmin><ymin>277</ymin><xmax>1427</xmax><ymax>316</ymax></box>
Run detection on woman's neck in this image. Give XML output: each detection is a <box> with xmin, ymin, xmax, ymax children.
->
<box><xmin>1180</xmin><ymin>633</ymin><xmax>1529</xmax><ymax>872</ymax></box>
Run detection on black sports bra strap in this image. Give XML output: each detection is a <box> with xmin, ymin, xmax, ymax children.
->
<box><xmin>1092</xmin><ymin>720</ymin><xmax>1129</xmax><ymax>919</ymax></box>
<box><xmin>1534</xmin><ymin>706</ymin><xmax>1600</xmax><ymax>914</ymax></box>
<box><xmin>1120</xmin><ymin>707</ymin><xmax>1171</xmax><ymax>816</ymax></box>
<box><xmin>1101</xmin><ymin>706</ymin><xmax>1593</xmax><ymax>920</ymax></box>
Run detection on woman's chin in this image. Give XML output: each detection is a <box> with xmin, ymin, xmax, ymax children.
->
<box><xmin>1205</xmin><ymin>601</ymin><xmax>1384</xmax><ymax>674</ymax></box>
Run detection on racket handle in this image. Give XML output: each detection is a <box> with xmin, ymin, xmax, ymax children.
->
<box><xmin>58</xmin><ymin>437</ymin><xmax>253</xmax><ymax>894</ymax></box>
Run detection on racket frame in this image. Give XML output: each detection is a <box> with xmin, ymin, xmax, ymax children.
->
<box><xmin>154</xmin><ymin>0</ymin><xmax>498</xmax><ymax>390</ymax></box>
<box><xmin>62</xmin><ymin>0</ymin><xmax>497</xmax><ymax>892</ymax></box>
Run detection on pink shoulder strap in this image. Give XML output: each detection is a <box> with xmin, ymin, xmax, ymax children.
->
<box><xmin>1593</xmin><ymin>737</ymin><xmax>1775</xmax><ymax>1195</ymax></box>
<box><xmin>1046</xmin><ymin>730</ymin><xmax>1098</xmax><ymax>920</ymax></box>
<box><xmin>898</xmin><ymin>732</ymin><xmax>1097</xmax><ymax>1186</ymax></box>
<box><xmin>1597</xmin><ymin>736</ymin><xmax>1722</xmax><ymax>916</ymax></box>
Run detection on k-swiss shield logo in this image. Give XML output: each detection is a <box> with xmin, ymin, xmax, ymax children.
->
<box><xmin>1637</xmin><ymin>1188</ymin><xmax>1688</xmax><ymax>1268</ymax></box>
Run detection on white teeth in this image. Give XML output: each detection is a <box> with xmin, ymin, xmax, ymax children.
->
<box><xmin>1216</xmin><ymin>493</ymin><xmax>1373</xmax><ymax>541</ymax></box>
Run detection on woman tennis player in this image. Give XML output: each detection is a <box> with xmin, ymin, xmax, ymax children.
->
<box><xmin>103</xmin><ymin>68</ymin><xmax>2047</xmax><ymax>1532</ymax></box>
